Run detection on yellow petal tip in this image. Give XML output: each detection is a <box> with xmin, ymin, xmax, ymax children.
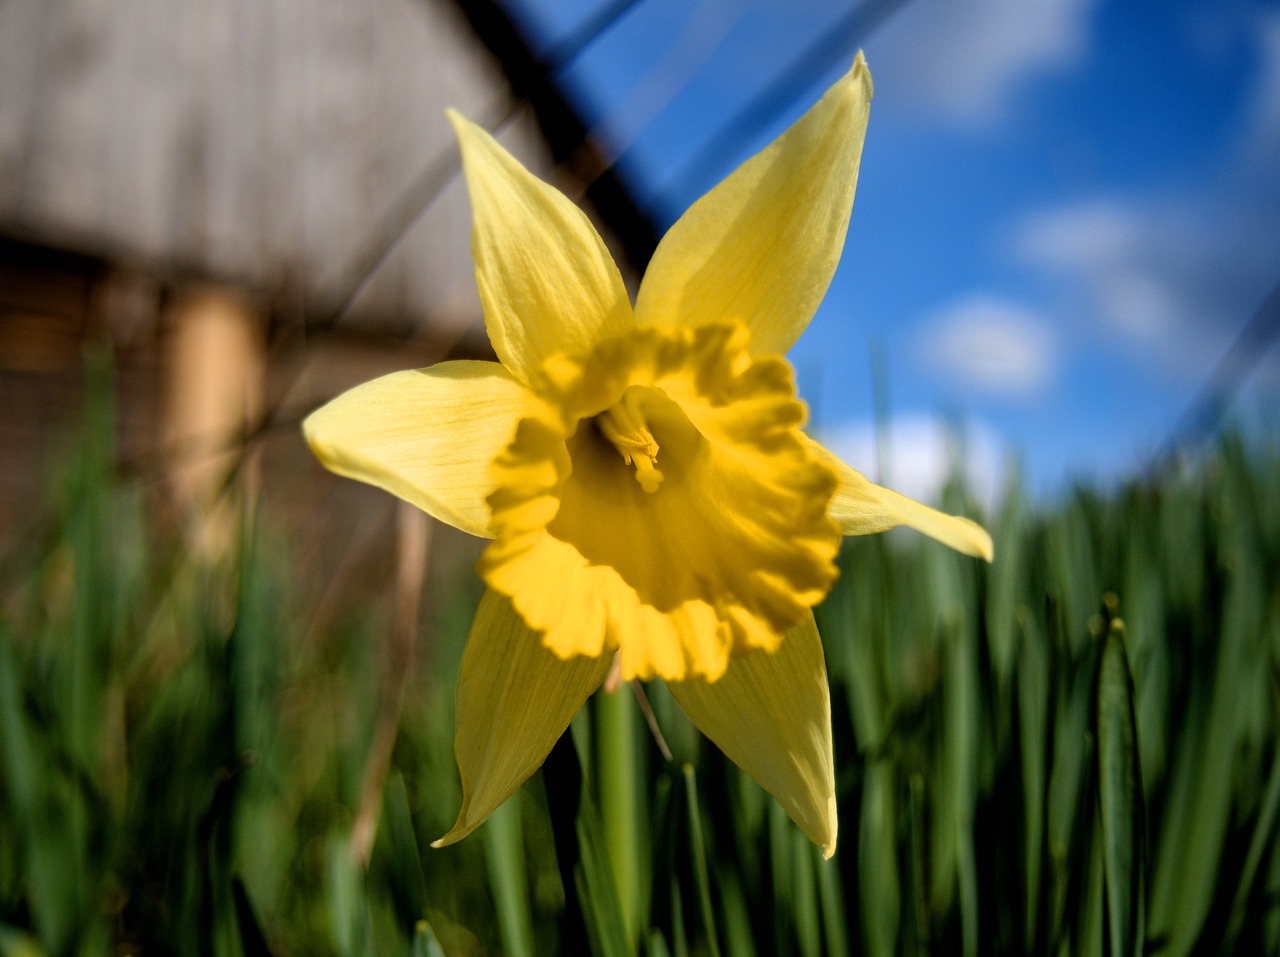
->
<box><xmin>444</xmin><ymin>107</ymin><xmax>470</xmax><ymax>136</ymax></box>
<box><xmin>431</xmin><ymin>815</ymin><xmax>478</xmax><ymax>849</ymax></box>
<box><xmin>818</xmin><ymin>794</ymin><xmax>838</xmax><ymax>859</ymax></box>
<box><xmin>851</xmin><ymin>50</ymin><xmax>873</xmax><ymax>98</ymax></box>
<box><xmin>958</xmin><ymin>518</ymin><xmax>995</xmax><ymax>563</ymax></box>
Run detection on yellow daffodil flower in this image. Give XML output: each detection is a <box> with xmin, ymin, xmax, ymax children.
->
<box><xmin>304</xmin><ymin>53</ymin><xmax>992</xmax><ymax>859</ymax></box>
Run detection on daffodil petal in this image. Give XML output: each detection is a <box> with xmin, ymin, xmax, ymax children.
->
<box><xmin>809</xmin><ymin>439</ymin><xmax>995</xmax><ymax>561</ymax></box>
<box><xmin>479</xmin><ymin>323</ymin><xmax>840</xmax><ymax>684</ymax></box>
<box><xmin>433</xmin><ymin>589</ymin><xmax>612</xmax><ymax>847</ymax></box>
<box><xmin>634</xmin><ymin>53</ymin><xmax>872</xmax><ymax>356</ymax></box>
<box><xmin>667</xmin><ymin>613</ymin><xmax>837</xmax><ymax>857</ymax></box>
<box><xmin>448</xmin><ymin>111</ymin><xmax>634</xmax><ymax>384</ymax></box>
<box><xmin>303</xmin><ymin>360</ymin><xmax>528</xmax><ymax>538</ymax></box>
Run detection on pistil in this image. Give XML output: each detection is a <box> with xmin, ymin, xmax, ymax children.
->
<box><xmin>597</xmin><ymin>387</ymin><xmax>665</xmax><ymax>492</ymax></box>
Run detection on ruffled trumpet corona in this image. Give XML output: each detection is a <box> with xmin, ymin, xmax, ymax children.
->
<box><xmin>304</xmin><ymin>53</ymin><xmax>993</xmax><ymax>858</ymax></box>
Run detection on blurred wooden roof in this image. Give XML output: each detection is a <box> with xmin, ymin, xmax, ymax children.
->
<box><xmin>0</xmin><ymin>0</ymin><xmax>657</xmax><ymax>336</ymax></box>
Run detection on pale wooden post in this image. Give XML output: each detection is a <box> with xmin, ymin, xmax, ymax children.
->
<box><xmin>163</xmin><ymin>284</ymin><xmax>265</xmax><ymax>552</ymax></box>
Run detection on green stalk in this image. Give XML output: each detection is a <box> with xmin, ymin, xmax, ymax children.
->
<box><xmin>598</xmin><ymin>686</ymin><xmax>642</xmax><ymax>950</ymax></box>
<box><xmin>482</xmin><ymin>797</ymin><xmax>535</xmax><ymax>957</ymax></box>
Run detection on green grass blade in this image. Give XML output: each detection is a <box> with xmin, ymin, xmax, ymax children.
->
<box><xmin>1220</xmin><ymin>736</ymin><xmax>1280</xmax><ymax>951</ymax></box>
<box><xmin>326</xmin><ymin>836</ymin><xmax>366</xmax><ymax>957</ymax></box>
<box><xmin>1148</xmin><ymin>520</ymin><xmax>1263</xmax><ymax>953</ymax></box>
<box><xmin>1047</xmin><ymin>634</ymin><xmax>1101</xmax><ymax>950</ymax></box>
<box><xmin>0</xmin><ymin>627</ymin><xmax>85</xmax><ymax>953</ymax></box>
<box><xmin>1016</xmin><ymin>611</ymin><xmax>1050</xmax><ymax>951</ymax></box>
<box><xmin>718</xmin><ymin>869</ymin><xmax>757</xmax><ymax>957</ymax></box>
<box><xmin>816</xmin><ymin>854</ymin><xmax>850</xmax><ymax>957</ymax></box>
<box><xmin>547</xmin><ymin>725</ymin><xmax>630</xmax><ymax>957</ymax></box>
<box><xmin>647</xmin><ymin>927</ymin><xmax>673</xmax><ymax>957</ymax></box>
<box><xmin>232</xmin><ymin>877</ymin><xmax>273</xmax><ymax>957</ymax></box>
<box><xmin>682</xmin><ymin>764</ymin><xmax>722</xmax><ymax>957</ymax></box>
<box><xmin>859</xmin><ymin>761</ymin><xmax>899</xmax><ymax>957</ymax></box>
<box><xmin>411</xmin><ymin>919</ymin><xmax>448</xmax><ymax>957</ymax></box>
<box><xmin>481</xmin><ymin>797</ymin><xmax>535</xmax><ymax>957</ymax></box>
<box><xmin>1072</xmin><ymin>826</ymin><xmax>1105</xmax><ymax>957</ymax></box>
<box><xmin>380</xmin><ymin>774</ymin><xmax>429</xmax><ymax>928</ymax></box>
<box><xmin>790</xmin><ymin>835</ymin><xmax>821</xmax><ymax>957</ymax></box>
<box><xmin>1096</xmin><ymin>620</ymin><xmax>1145</xmax><ymax>957</ymax></box>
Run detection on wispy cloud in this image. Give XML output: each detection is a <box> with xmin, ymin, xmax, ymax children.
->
<box><xmin>1010</xmin><ymin>6</ymin><xmax>1280</xmax><ymax>388</ymax></box>
<box><xmin>1237</xmin><ymin>10</ymin><xmax>1280</xmax><ymax>163</ymax></box>
<box><xmin>1015</xmin><ymin>200</ymin><xmax>1185</xmax><ymax>344</ymax></box>
<box><xmin>915</xmin><ymin>295</ymin><xmax>1059</xmax><ymax>397</ymax></box>
<box><xmin>1014</xmin><ymin>188</ymin><xmax>1278</xmax><ymax>386</ymax></box>
<box><xmin>868</xmin><ymin>0</ymin><xmax>1100</xmax><ymax>126</ymax></box>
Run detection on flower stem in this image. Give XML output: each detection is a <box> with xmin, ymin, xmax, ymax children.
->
<box><xmin>597</xmin><ymin>684</ymin><xmax>641</xmax><ymax>950</ymax></box>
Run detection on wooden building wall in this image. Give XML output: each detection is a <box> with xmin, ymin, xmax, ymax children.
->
<box><xmin>0</xmin><ymin>0</ymin><xmax>632</xmax><ymax>573</ymax></box>
<box><xmin>0</xmin><ymin>0</ymin><xmax>559</xmax><ymax>331</ymax></box>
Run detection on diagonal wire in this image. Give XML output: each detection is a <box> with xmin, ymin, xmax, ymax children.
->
<box><xmin>541</xmin><ymin>0</ymin><xmax>647</xmax><ymax>69</ymax></box>
<box><xmin>237</xmin><ymin>0</ymin><xmax>652</xmax><ymax>456</ymax></box>
<box><xmin>565</xmin><ymin>0</ymin><xmax>743</xmax><ymax>204</ymax></box>
<box><xmin>257</xmin><ymin>0</ymin><xmax>909</xmax><ymax>445</ymax></box>
<box><xmin>1152</xmin><ymin>274</ymin><xmax>1280</xmax><ymax>469</ymax></box>
<box><xmin>0</xmin><ymin>0</ymin><xmax>652</xmax><ymax>531</ymax></box>
<box><xmin>10</xmin><ymin>0</ymin><xmax>928</xmax><ymax>576</ymax></box>
<box><xmin>644</xmin><ymin>0</ymin><xmax>912</xmax><ymax>216</ymax></box>
<box><xmin>307</xmin><ymin>0</ymin><xmax>650</xmax><ymax>335</ymax></box>
<box><xmin>135</xmin><ymin>0</ymin><xmax>914</xmax><ymax>485</ymax></box>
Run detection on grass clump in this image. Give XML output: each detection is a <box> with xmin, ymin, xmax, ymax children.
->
<box><xmin>0</xmin><ymin>366</ymin><xmax>1277</xmax><ymax>955</ymax></box>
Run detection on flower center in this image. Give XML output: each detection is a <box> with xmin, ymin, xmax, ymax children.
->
<box><xmin>481</xmin><ymin>322</ymin><xmax>841</xmax><ymax>682</ymax></box>
<box><xmin>595</xmin><ymin>385</ymin><xmax>664</xmax><ymax>493</ymax></box>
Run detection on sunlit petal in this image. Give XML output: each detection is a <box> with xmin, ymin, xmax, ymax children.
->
<box><xmin>303</xmin><ymin>360</ymin><xmax>528</xmax><ymax>538</ymax></box>
<box><xmin>433</xmin><ymin>589</ymin><xmax>613</xmax><ymax>847</ymax></box>
<box><xmin>449</xmin><ymin>111</ymin><xmax>634</xmax><ymax>384</ymax></box>
<box><xmin>634</xmin><ymin>54</ymin><xmax>872</xmax><ymax>356</ymax></box>
<box><xmin>303</xmin><ymin>64</ymin><xmax>994</xmax><ymax>862</ymax></box>
<box><xmin>668</xmin><ymin>613</ymin><xmax>837</xmax><ymax>857</ymax></box>
<box><xmin>479</xmin><ymin>323</ymin><xmax>841</xmax><ymax>683</ymax></box>
<box><xmin>810</xmin><ymin>439</ymin><xmax>995</xmax><ymax>561</ymax></box>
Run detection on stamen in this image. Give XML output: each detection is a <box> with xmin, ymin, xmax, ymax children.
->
<box><xmin>597</xmin><ymin>387</ymin><xmax>665</xmax><ymax>492</ymax></box>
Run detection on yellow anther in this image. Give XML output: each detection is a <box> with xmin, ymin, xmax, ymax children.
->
<box><xmin>597</xmin><ymin>387</ymin><xmax>665</xmax><ymax>492</ymax></box>
<box><xmin>630</xmin><ymin>452</ymin><xmax>663</xmax><ymax>493</ymax></box>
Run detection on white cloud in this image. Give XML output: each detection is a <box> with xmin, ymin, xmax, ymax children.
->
<box><xmin>817</xmin><ymin>414</ymin><xmax>1008</xmax><ymax>510</ymax></box>
<box><xmin>1008</xmin><ymin>11</ymin><xmax>1280</xmax><ymax>390</ymax></box>
<box><xmin>1013</xmin><ymin>193</ymin><xmax>1277</xmax><ymax>384</ymax></box>
<box><xmin>1016</xmin><ymin>199</ymin><xmax>1139</xmax><ymax>269</ymax></box>
<box><xmin>1015</xmin><ymin>200</ymin><xmax>1183</xmax><ymax>342</ymax></box>
<box><xmin>915</xmin><ymin>295</ymin><xmax>1059</xmax><ymax>397</ymax></box>
<box><xmin>867</xmin><ymin>0</ymin><xmax>1099</xmax><ymax>126</ymax></box>
<box><xmin>1236</xmin><ymin>10</ymin><xmax>1280</xmax><ymax>163</ymax></box>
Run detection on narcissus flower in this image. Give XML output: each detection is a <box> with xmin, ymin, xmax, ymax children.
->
<box><xmin>304</xmin><ymin>53</ymin><xmax>992</xmax><ymax>858</ymax></box>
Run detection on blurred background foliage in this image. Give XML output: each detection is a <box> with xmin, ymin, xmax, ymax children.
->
<box><xmin>0</xmin><ymin>357</ymin><xmax>1277</xmax><ymax>957</ymax></box>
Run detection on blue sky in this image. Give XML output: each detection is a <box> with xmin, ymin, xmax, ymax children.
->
<box><xmin>505</xmin><ymin>0</ymin><xmax>1280</xmax><ymax>501</ymax></box>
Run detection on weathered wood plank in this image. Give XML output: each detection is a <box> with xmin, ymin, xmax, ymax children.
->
<box><xmin>0</xmin><ymin>0</ymin><xmax>555</xmax><ymax>331</ymax></box>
